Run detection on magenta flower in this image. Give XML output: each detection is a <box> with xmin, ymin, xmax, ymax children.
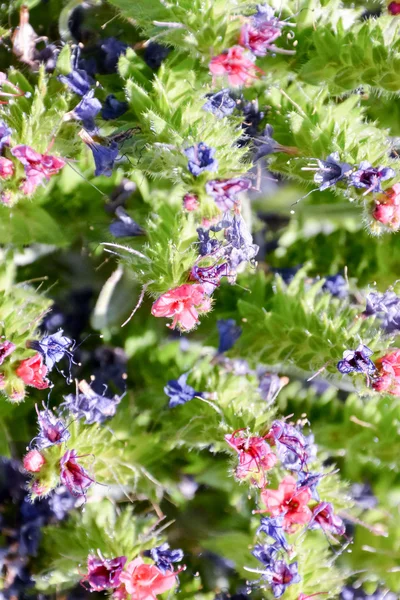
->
<box><xmin>225</xmin><ymin>429</ymin><xmax>277</xmax><ymax>487</ymax></box>
<box><xmin>309</xmin><ymin>502</ymin><xmax>345</xmax><ymax>536</ymax></box>
<box><xmin>11</xmin><ymin>144</ymin><xmax>65</xmax><ymax>195</ymax></box>
<box><xmin>60</xmin><ymin>449</ymin><xmax>94</xmax><ymax>498</ymax></box>
<box><xmin>82</xmin><ymin>554</ymin><xmax>127</xmax><ymax>591</ymax></box>
<box><xmin>239</xmin><ymin>5</ymin><xmax>294</xmax><ymax>57</ymax></box>
<box><xmin>0</xmin><ymin>157</ymin><xmax>14</xmax><ymax>178</ymax></box>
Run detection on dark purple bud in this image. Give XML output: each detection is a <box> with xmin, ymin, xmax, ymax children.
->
<box><xmin>264</xmin><ymin>560</ymin><xmax>300</xmax><ymax>598</ymax></box>
<box><xmin>202</xmin><ymin>89</ymin><xmax>237</xmax><ymax>119</ymax></box>
<box><xmin>143</xmin><ymin>42</ymin><xmax>170</xmax><ymax>70</ymax></box>
<box><xmin>205</xmin><ymin>177</ymin><xmax>251</xmax><ymax>211</ymax></box>
<box><xmin>80</xmin><ymin>132</ymin><xmax>119</xmax><ymax>177</ymax></box>
<box><xmin>238</xmin><ymin>99</ymin><xmax>265</xmax><ymax>144</ymax></box>
<box><xmin>58</xmin><ymin>69</ymin><xmax>93</xmax><ymax>96</ymax></box>
<box><xmin>144</xmin><ymin>543</ymin><xmax>184</xmax><ymax>573</ymax></box>
<box><xmin>337</xmin><ymin>344</ymin><xmax>376</xmax><ymax>375</ymax></box>
<box><xmin>0</xmin><ymin>120</ymin><xmax>12</xmax><ymax>151</ymax></box>
<box><xmin>363</xmin><ymin>290</ymin><xmax>400</xmax><ymax>334</ymax></box>
<box><xmin>322</xmin><ymin>273</ymin><xmax>348</xmax><ymax>298</ymax></box>
<box><xmin>100</xmin><ymin>38</ymin><xmax>128</xmax><ymax>73</ymax></box>
<box><xmin>0</xmin><ymin>340</ymin><xmax>16</xmax><ymax>365</ymax></box>
<box><xmin>185</xmin><ymin>143</ymin><xmax>218</xmax><ymax>177</ymax></box>
<box><xmin>60</xmin><ymin>449</ymin><xmax>93</xmax><ymax>498</ymax></box>
<box><xmin>217</xmin><ymin>319</ymin><xmax>242</xmax><ymax>353</ymax></box>
<box><xmin>84</xmin><ymin>554</ymin><xmax>127</xmax><ymax>591</ymax></box>
<box><xmin>35</xmin><ymin>408</ymin><xmax>70</xmax><ymax>449</ymax></box>
<box><xmin>257</xmin><ymin>516</ymin><xmax>289</xmax><ymax>551</ymax></box>
<box><xmin>304</xmin><ymin>152</ymin><xmax>353</xmax><ymax>191</ymax></box>
<box><xmin>109</xmin><ymin>207</ymin><xmax>145</xmax><ymax>238</ymax></box>
<box><xmin>28</xmin><ymin>329</ymin><xmax>73</xmax><ymax>372</ymax></box>
<box><xmin>164</xmin><ymin>373</ymin><xmax>202</xmax><ymax>408</ymax></box>
<box><xmin>102</xmin><ymin>95</ymin><xmax>129</xmax><ymax>120</ymax></box>
<box><xmin>196</xmin><ymin>227</ymin><xmax>221</xmax><ymax>256</ymax></box>
<box><xmin>350</xmin><ymin>161</ymin><xmax>395</xmax><ymax>194</ymax></box>
<box><xmin>72</xmin><ymin>90</ymin><xmax>102</xmax><ymax>131</ymax></box>
<box><xmin>309</xmin><ymin>502</ymin><xmax>345</xmax><ymax>536</ymax></box>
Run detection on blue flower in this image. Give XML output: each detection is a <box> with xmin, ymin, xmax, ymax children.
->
<box><xmin>143</xmin><ymin>42</ymin><xmax>171</xmax><ymax>69</ymax></box>
<box><xmin>102</xmin><ymin>95</ymin><xmax>129</xmax><ymax>120</ymax></box>
<box><xmin>257</xmin><ymin>372</ymin><xmax>282</xmax><ymax>404</ymax></box>
<box><xmin>109</xmin><ymin>207</ymin><xmax>145</xmax><ymax>238</ymax></box>
<box><xmin>337</xmin><ymin>344</ymin><xmax>376</xmax><ymax>375</ymax></box>
<box><xmin>0</xmin><ymin>120</ymin><xmax>11</xmax><ymax>151</ymax></box>
<box><xmin>217</xmin><ymin>319</ymin><xmax>242</xmax><ymax>353</ymax></box>
<box><xmin>257</xmin><ymin>516</ymin><xmax>289</xmax><ymax>552</ymax></box>
<box><xmin>252</xmin><ymin>543</ymin><xmax>279</xmax><ymax>566</ymax></box>
<box><xmin>305</xmin><ymin>152</ymin><xmax>353</xmax><ymax>191</ymax></box>
<box><xmin>62</xmin><ymin>381</ymin><xmax>121</xmax><ymax>425</ymax></box>
<box><xmin>253</xmin><ymin>125</ymin><xmax>282</xmax><ymax>161</ymax></box>
<box><xmin>185</xmin><ymin>143</ymin><xmax>218</xmax><ymax>177</ymax></box>
<box><xmin>144</xmin><ymin>543</ymin><xmax>184</xmax><ymax>573</ymax></box>
<box><xmin>264</xmin><ymin>560</ymin><xmax>300</xmax><ymax>598</ymax></box>
<box><xmin>100</xmin><ymin>38</ymin><xmax>128</xmax><ymax>73</ymax></box>
<box><xmin>202</xmin><ymin>89</ymin><xmax>236</xmax><ymax>119</ymax></box>
<box><xmin>28</xmin><ymin>329</ymin><xmax>73</xmax><ymax>372</ymax></box>
<box><xmin>72</xmin><ymin>90</ymin><xmax>102</xmax><ymax>131</ymax></box>
<box><xmin>364</xmin><ymin>290</ymin><xmax>400</xmax><ymax>334</ymax></box>
<box><xmin>164</xmin><ymin>373</ymin><xmax>202</xmax><ymax>408</ymax></box>
<box><xmin>80</xmin><ymin>132</ymin><xmax>119</xmax><ymax>177</ymax></box>
<box><xmin>350</xmin><ymin>161</ymin><xmax>395</xmax><ymax>194</ymax></box>
<box><xmin>322</xmin><ymin>273</ymin><xmax>348</xmax><ymax>298</ymax></box>
<box><xmin>58</xmin><ymin>68</ymin><xmax>93</xmax><ymax>96</ymax></box>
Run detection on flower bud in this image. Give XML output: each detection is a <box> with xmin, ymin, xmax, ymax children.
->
<box><xmin>183</xmin><ymin>194</ymin><xmax>199</xmax><ymax>211</ymax></box>
<box><xmin>23</xmin><ymin>449</ymin><xmax>46</xmax><ymax>472</ymax></box>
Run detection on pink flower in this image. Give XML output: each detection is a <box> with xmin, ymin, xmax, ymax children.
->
<box><xmin>119</xmin><ymin>557</ymin><xmax>176</xmax><ymax>600</ymax></box>
<box><xmin>388</xmin><ymin>1</ymin><xmax>400</xmax><ymax>14</ymax></box>
<box><xmin>0</xmin><ymin>157</ymin><xmax>14</xmax><ymax>178</ymax></box>
<box><xmin>372</xmin><ymin>183</ymin><xmax>400</xmax><ymax>230</ymax></box>
<box><xmin>183</xmin><ymin>193</ymin><xmax>199</xmax><ymax>211</ymax></box>
<box><xmin>0</xmin><ymin>340</ymin><xmax>16</xmax><ymax>365</ymax></box>
<box><xmin>151</xmin><ymin>284</ymin><xmax>211</xmax><ymax>331</ymax></box>
<box><xmin>225</xmin><ymin>429</ymin><xmax>277</xmax><ymax>487</ymax></box>
<box><xmin>11</xmin><ymin>144</ymin><xmax>65</xmax><ymax>195</ymax></box>
<box><xmin>372</xmin><ymin>349</ymin><xmax>400</xmax><ymax>396</ymax></box>
<box><xmin>209</xmin><ymin>46</ymin><xmax>262</xmax><ymax>87</ymax></box>
<box><xmin>260</xmin><ymin>475</ymin><xmax>312</xmax><ymax>532</ymax></box>
<box><xmin>23</xmin><ymin>450</ymin><xmax>46</xmax><ymax>473</ymax></box>
<box><xmin>16</xmin><ymin>353</ymin><xmax>49</xmax><ymax>389</ymax></box>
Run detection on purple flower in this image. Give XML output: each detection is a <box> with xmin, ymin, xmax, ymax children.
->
<box><xmin>62</xmin><ymin>380</ymin><xmax>121</xmax><ymax>425</ymax></box>
<box><xmin>239</xmin><ymin>4</ymin><xmax>292</xmax><ymax>58</ymax></box>
<box><xmin>322</xmin><ymin>274</ymin><xmax>348</xmax><ymax>298</ymax></box>
<box><xmin>143</xmin><ymin>42</ymin><xmax>170</xmax><ymax>70</ymax></box>
<box><xmin>337</xmin><ymin>344</ymin><xmax>376</xmax><ymax>375</ymax></box>
<box><xmin>84</xmin><ymin>554</ymin><xmax>127</xmax><ymax>591</ymax></box>
<box><xmin>144</xmin><ymin>543</ymin><xmax>184</xmax><ymax>573</ymax></box>
<box><xmin>309</xmin><ymin>502</ymin><xmax>345</xmax><ymax>536</ymax></box>
<box><xmin>27</xmin><ymin>329</ymin><xmax>73</xmax><ymax>372</ymax></box>
<box><xmin>257</xmin><ymin>516</ymin><xmax>289</xmax><ymax>552</ymax></box>
<box><xmin>72</xmin><ymin>90</ymin><xmax>102</xmax><ymax>131</ymax></box>
<box><xmin>0</xmin><ymin>340</ymin><xmax>16</xmax><ymax>365</ymax></box>
<box><xmin>60</xmin><ymin>449</ymin><xmax>93</xmax><ymax>498</ymax></box>
<box><xmin>196</xmin><ymin>227</ymin><xmax>221</xmax><ymax>256</ymax></box>
<box><xmin>266</xmin><ymin>420</ymin><xmax>309</xmax><ymax>471</ymax></box>
<box><xmin>102</xmin><ymin>95</ymin><xmax>129</xmax><ymax>120</ymax></box>
<box><xmin>0</xmin><ymin>120</ymin><xmax>12</xmax><ymax>151</ymax></box>
<box><xmin>48</xmin><ymin>486</ymin><xmax>78</xmax><ymax>520</ymax></box>
<box><xmin>350</xmin><ymin>161</ymin><xmax>395</xmax><ymax>194</ymax></box>
<box><xmin>35</xmin><ymin>408</ymin><xmax>70</xmax><ymax>450</ymax></box>
<box><xmin>257</xmin><ymin>372</ymin><xmax>282</xmax><ymax>405</ymax></box>
<box><xmin>58</xmin><ymin>69</ymin><xmax>93</xmax><ymax>96</ymax></box>
<box><xmin>253</xmin><ymin>125</ymin><xmax>282</xmax><ymax>161</ymax></box>
<box><xmin>109</xmin><ymin>207</ymin><xmax>145</xmax><ymax>238</ymax></box>
<box><xmin>190</xmin><ymin>262</ymin><xmax>229</xmax><ymax>294</ymax></box>
<box><xmin>363</xmin><ymin>290</ymin><xmax>400</xmax><ymax>334</ymax></box>
<box><xmin>217</xmin><ymin>319</ymin><xmax>242</xmax><ymax>353</ymax></box>
<box><xmin>224</xmin><ymin>213</ymin><xmax>259</xmax><ymax>270</ymax></box>
<box><xmin>304</xmin><ymin>152</ymin><xmax>353</xmax><ymax>191</ymax></box>
<box><xmin>205</xmin><ymin>177</ymin><xmax>251</xmax><ymax>211</ymax></box>
<box><xmin>100</xmin><ymin>38</ymin><xmax>128</xmax><ymax>73</ymax></box>
<box><xmin>164</xmin><ymin>373</ymin><xmax>202</xmax><ymax>408</ymax></box>
<box><xmin>202</xmin><ymin>89</ymin><xmax>237</xmax><ymax>119</ymax></box>
<box><xmin>80</xmin><ymin>131</ymin><xmax>119</xmax><ymax>177</ymax></box>
<box><xmin>264</xmin><ymin>560</ymin><xmax>300</xmax><ymax>598</ymax></box>
<box><xmin>252</xmin><ymin>543</ymin><xmax>279</xmax><ymax>566</ymax></box>
<box><xmin>297</xmin><ymin>470</ymin><xmax>321</xmax><ymax>501</ymax></box>
<box><xmin>185</xmin><ymin>143</ymin><xmax>218</xmax><ymax>177</ymax></box>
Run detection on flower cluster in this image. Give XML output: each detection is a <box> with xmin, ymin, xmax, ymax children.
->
<box><xmin>225</xmin><ymin>419</ymin><xmax>345</xmax><ymax>598</ymax></box>
<box><xmin>81</xmin><ymin>545</ymin><xmax>183</xmax><ymax>600</ymax></box>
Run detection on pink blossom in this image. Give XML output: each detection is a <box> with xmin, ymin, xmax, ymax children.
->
<box><xmin>372</xmin><ymin>349</ymin><xmax>400</xmax><ymax>396</ymax></box>
<box><xmin>11</xmin><ymin>144</ymin><xmax>65</xmax><ymax>195</ymax></box>
<box><xmin>225</xmin><ymin>429</ymin><xmax>277</xmax><ymax>487</ymax></box>
<box><xmin>309</xmin><ymin>502</ymin><xmax>345</xmax><ymax>536</ymax></box>
<box><xmin>183</xmin><ymin>193</ymin><xmax>199</xmax><ymax>211</ymax></box>
<box><xmin>372</xmin><ymin>183</ymin><xmax>400</xmax><ymax>230</ymax></box>
<box><xmin>260</xmin><ymin>475</ymin><xmax>312</xmax><ymax>532</ymax></box>
<box><xmin>16</xmin><ymin>353</ymin><xmax>49</xmax><ymax>389</ymax></box>
<box><xmin>151</xmin><ymin>284</ymin><xmax>211</xmax><ymax>331</ymax></box>
<box><xmin>119</xmin><ymin>557</ymin><xmax>176</xmax><ymax>600</ymax></box>
<box><xmin>0</xmin><ymin>157</ymin><xmax>14</xmax><ymax>178</ymax></box>
<box><xmin>0</xmin><ymin>340</ymin><xmax>16</xmax><ymax>365</ymax></box>
<box><xmin>209</xmin><ymin>46</ymin><xmax>262</xmax><ymax>87</ymax></box>
<box><xmin>23</xmin><ymin>450</ymin><xmax>46</xmax><ymax>473</ymax></box>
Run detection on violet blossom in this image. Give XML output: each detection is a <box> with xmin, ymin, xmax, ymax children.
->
<box><xmin>109</xmin><ymin>207</ymin><xmax>145</xmax><ymax>238</ymax></box>
<box><xmin>144</xmin><ymin>543</ymin><xmax>184</xmax><ymax>573</ymax></box>
<box><xmin>337</xmin><ymin>344</ymin><xmax>376</xmax><ymax>375</ymax></box>
<box><xmin>164</xmin><ymin>373</ymin><xmax>203</xmax><ymax>408</ymax></box>
<box><xmin>257</xmin><ymin>516</ymin><xmax>290</xmax><ymax>552</ymax></box>
<box><xmin>363</xmin><ymin>290</ymin><xmax>400</xmax><ymax>334</ymax></box>
<box><xmin>34</xmin><ymin>407</ymin><xmax>70</xmax><ymax>449</ymax></box>
<box><xmin>205</xmin><ymin>177</ymin><xmax>252</xmax><ymax>211</ymax></box>
<box><xmin>303</xmin><ymin>152</ymin><xmax>353</xmax><ymax>191</ymax></box>
<box><xmin>185</xmin><ymin>143</ymin><xmax>218</xmax><ymax>177</ymax></box>
<box><xmin>266</xmin><ymin>420</ymin><xmax>309</xmax><ymax>471</ymax></box>
<box><xmin>309</xmin><ymin>502</ymin><xmax>345</xmax><ymax>536</ymax></box>
<box><xmin>350</xmin><ymin>161</ymin><xmax>395</xmax><ymax>195</ymax></box>
<box><xmin>202</xmin><ymin>89</ymin><xmax>237</xmax><ymax>119</ymax></box>
<box><xmin>27</xmin><ymin>330</ymin><xmax>73</xmax><ymax>372</ymax></box>
<box><xmin>102</xmin><ymin>95</ymin><xmax>128</xmax><ymax>120</ymax></box>
<box><xmin>217</xmin><ymin>319</ymin><xmax>242</xmax><ymax>353</ymax></box>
